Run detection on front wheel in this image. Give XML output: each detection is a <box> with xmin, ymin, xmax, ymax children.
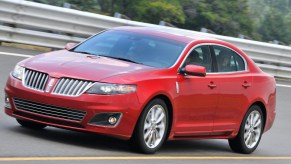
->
<box><xmin>130</xmin><ymin>98</ymin><xmax>169</xmax><ymax>154</ymax></box>
<box><xmin>228</xmin><ymin>105</ymin><xmax>264</xmax><ymax>154</ymax></box>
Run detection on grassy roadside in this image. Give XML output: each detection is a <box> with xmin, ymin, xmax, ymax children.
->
<box><xmin>1</xmin><ymin>42</ymin><xmax>53</xmax><ymax>52</ymax></box>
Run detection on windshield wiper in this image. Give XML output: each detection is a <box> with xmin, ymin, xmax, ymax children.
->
<box><xmin>71</xmin><ymin>51</ymin><xmax>142</xmax><ymax>64</ymax></box>
<box><xmin>103</xmin><ymin>56</ymin><xmax>142</xmax><ymax>64</ymax></box>
<box><xmin>72</xmin><ymin>50</ymin><xmax>97</xmax><ymax>56</ymax></box>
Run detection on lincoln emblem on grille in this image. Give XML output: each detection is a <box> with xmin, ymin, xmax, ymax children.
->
<box><xmin>46</xmin><ymin>78</ymin><xmax>55</xmax><ymax>92</ymax></box>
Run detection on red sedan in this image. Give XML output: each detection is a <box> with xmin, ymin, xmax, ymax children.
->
<box><xmin>5</xmin><ymin>26</ymin><xmax>276</xmax><ymax>154</ymax></box>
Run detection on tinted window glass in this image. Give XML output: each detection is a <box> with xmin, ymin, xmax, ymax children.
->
<box><xmin>212</xmin><ymin>45</ymin><xmax>245</xmax><ymax>72</ymax></box>
<box><xmin>182</xmin><ymin>45</ymin><xmax>212</xmax><ymax>72</ymax></box>
<box><xmin>73</xmin><ymin>30</ymin><xmax>186</xmax><ymax>68</ymax></box>
<box><xmin>233</xmin><ymin>52</ymin><xmax>245</xmax><ymax>71</ymax></box>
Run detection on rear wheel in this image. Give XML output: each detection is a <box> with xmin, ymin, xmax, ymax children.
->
<box><xmin>228</xmin><ymin>105</ymin><xmax>264</xmax><ymax>154</ymax></box>
<box><xmin>130</xmin><ymin>98</ymin><xmax>169</xmax><ymax>154</ymax></box>
<box><xmin>16</xmin><ymin>119</ymin><xmax>47</xmax><ymax>130</ymax></box>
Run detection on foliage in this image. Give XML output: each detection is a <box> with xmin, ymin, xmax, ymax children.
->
<box><xmin>178</xmin><ymin>0</ymin><xmax>254</xmax><ymax>38</ymax></box>
<box><xmin>250</xmin><ymin>0</ymin><xmax>291</xmax><ymax>44</ymax></box>
<box><xmin>27</xmin><ymin>0</ymin><xmax>291</xmax><ymax>45</ymax></box>
<box><xmin>98</xmin><ymin>0</ymin><xmax>185</xmax><ymax>24</ymax></box>
<box><xmin>133</xmin><ymin>0</ymin><xmax>185</xmax><ymax>24</ymax></box>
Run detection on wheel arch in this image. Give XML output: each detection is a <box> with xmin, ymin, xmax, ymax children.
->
<box><xmin>134</xmin><ymin>93</ymin><xmax>174</xmax><ymax>140</ymax></box>
<box><xmin>249</xmin><ymin>101</ymin><xmax>267</xmax><ymax>131</ymax></box>
<box><xmin>151</xmin><ymin>94</ymin><xmax>173</xmax><ymax>140</ymax></box>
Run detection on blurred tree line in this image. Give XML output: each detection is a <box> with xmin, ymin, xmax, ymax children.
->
<box><xmin>29</xmin><ymin>0</ymin><xmax>291</xmax><ymax>45</ymax></box>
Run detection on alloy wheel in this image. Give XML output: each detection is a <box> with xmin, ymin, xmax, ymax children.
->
<box><xmin>244</xmin><ymin>110</ymin><xmax>262</xmax><ymax>149</ymax></box>
<box><xmin>143</xmin><ymin>105</ymin><xmax>166</xmax><ymax>148</ymax></box>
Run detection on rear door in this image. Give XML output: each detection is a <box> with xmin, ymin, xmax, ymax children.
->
<box><xmin>210</xmin><ymin>45</ymin><xmax>252</xmax><ymax>134</ymax></box>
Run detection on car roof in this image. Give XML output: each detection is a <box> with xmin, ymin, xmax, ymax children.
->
<box><xmin>111</xmin><ymin>26</ymin><xmax>219</xmax><ymax>44</ymax></box>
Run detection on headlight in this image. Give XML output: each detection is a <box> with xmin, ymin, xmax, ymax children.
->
<box><xmin>86</xmin><ymin>82</ymin><xmax>136</xmax><ymax>95</ymax></box>
<box><xmin>12</xmin><ymin>65</ymin><xmax>25</xmax><ymax>80</ymax></box>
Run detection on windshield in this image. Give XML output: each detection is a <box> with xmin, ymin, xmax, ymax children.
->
<box><xmin>72</xmin><ymin>30</ymin><xmax>186</xmax><ymax>68</ymax></box>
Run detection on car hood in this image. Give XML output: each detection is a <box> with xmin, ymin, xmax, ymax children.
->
<box><xmin>21</xmin><ymin>50</ymin><xmax>155</xmax><ymax>82</ymax></box>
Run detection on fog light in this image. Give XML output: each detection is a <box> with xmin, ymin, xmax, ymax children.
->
<box><xmin>5</xmin><ymin>94</ymin><xmax>11</xmax><ymax>109</ymax></box>
<box><xmin>108</xmin><ymin>116</ymin><xmax>117</xmax><ymax>125</ymax></box>
<box><xmin>89</xmin><ymin>113</ymin><xmax>122</xmax><ymax>127</ymax></box>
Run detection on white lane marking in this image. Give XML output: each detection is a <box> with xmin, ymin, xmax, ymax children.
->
<box><xmin>0</xmin><ymin>52</ymin><xmax>33</xmax><ymax>58</ymax></box>
<box><xmin>0</xmin><ymin>156</ymin><xmax>291</xmax><ymax>161</ymax></box>
<box><xmin>276</xmin><ymin>84</ymin><xmax>291</xmax><ymax>88</ymax></box>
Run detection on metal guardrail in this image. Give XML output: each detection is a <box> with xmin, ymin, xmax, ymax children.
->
<box><xmin>0</xmin><ymin>25</ymin><xmax>83</xmax><ymax>48</ymax></box>
<box><xmin>0</xmin><ymin>0</ymin><xmax>291</xmax><ymax>79</ymax></box>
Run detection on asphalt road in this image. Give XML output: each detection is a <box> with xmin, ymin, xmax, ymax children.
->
<box><xmin>0</xmin><ymin>47</ymin><xmax>291</xmax><ymax>164</ymax></box>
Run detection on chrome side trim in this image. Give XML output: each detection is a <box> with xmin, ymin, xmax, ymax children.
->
<box><xmin>176</xmin><ymin>82</ymin><xmax>179</xmax><ymax>94</ymax></box>
<box><xmin>177</xmin><ymin>43</ymin><xmax>249</xmax><ymax>75</ymax></box>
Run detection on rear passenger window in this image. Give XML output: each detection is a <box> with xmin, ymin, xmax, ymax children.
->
<box><xmin>212</xmin><ymin>45</ymin><xmax>246</xmax><ymax>72</ymax></box>
<box><xmin>182</xmin><ymin>45</ymin><xmax>213</xmax><ymax>72</ymax></box>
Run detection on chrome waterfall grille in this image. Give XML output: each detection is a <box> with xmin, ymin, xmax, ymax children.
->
<box><xmin>52</xmin><ymin>78</ymin><xmax>94</xmax><ymax>96</ymax></box>
<box><xmin>13</xmin><ymin>98</ymin><xmax>86</xmax><ymax>122</ymax></box>
<box><xmin>23</xmin><ymin>69</ymin><xmax>49</xmax><ymax>92</ymax></box>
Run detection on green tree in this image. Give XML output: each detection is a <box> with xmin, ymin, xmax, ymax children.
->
<box><xmin>132</xmin><ymin>0</ymin><xmax>185</xmax><ymax>24</ymax></box>
<box><xmin>29</xmin><ymin>0</ymin><xmax>100</xmax><ymax>13</ymax></box>
<box><xmin>178</xmin><ymin>0</ymin><xmax>254</xmax><ymax>37</ymax></box>
<box><xmin>98</xmin><ymin>0</ymin><xmax>185</xmax><ymax>24</ymax></box>
<box><xmin>259</xmin><ymin>8</ymin><xmax>289</xmax><ymax>44</ymax></box>
<box><xmin>250</xmin><ymin>0</ymin><xmax>291</xmax><ymax>44</ymax></box>
<box><xmin>68</xmin><ymin>0</ymin><xmax>100</xmax><ymax>13</ymax></box>
<box><xmin>25</xmin><ymin>0</ymin><xmax>291</xmax><ymax>44</ymax></box>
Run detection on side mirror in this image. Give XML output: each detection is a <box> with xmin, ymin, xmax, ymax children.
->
<box><xmin>64</xmin><ymin>43</ymin><xmax>77</xmax><ymax>50</ymax></box>
<box><xmin>180</xmin><ymin>65</ymin><xmax>206</xmax><ymax>77</ymax></box>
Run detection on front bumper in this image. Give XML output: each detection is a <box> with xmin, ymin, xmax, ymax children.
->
<box><xmin>5</xmin><ymin>74</ymin><xmax>141</xmax><ymax>140</ymax></box>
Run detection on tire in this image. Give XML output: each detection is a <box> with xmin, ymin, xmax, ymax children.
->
<box><xmin>228</xmin><ymin>105</ymin><xmax>264</xmax><ymax>154</ymax></box>
<box><xmin>130</xmin><ymin>98</ymin><xmax>169</xmax><ymax>154</ymax></box>
<box><xmin>16</xmin><ymin>119</ymin><xmax>47</xmax><ymax>130</ymax></box>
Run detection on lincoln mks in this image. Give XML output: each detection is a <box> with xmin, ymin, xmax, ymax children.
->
<box><xmin>5</xmin><ymin>26</ymin><xmax>276</xmax><ymax>154</ymax></box>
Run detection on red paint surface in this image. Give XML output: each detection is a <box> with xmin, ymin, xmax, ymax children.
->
<box><xmin>5</xmin><ymin>27</ymin><xmax>276</xmax><ymax>140</ymax></box>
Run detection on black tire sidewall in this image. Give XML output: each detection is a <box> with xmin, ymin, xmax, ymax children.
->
<box><xmin>132</xmin><ymin>98</ymin><xmax>169</xmax><ymax>154</ymax></box>
<box><xmin>238</xmin><ymin>105</ymin><xmax>264</xmax><ymax>153</ymax></box>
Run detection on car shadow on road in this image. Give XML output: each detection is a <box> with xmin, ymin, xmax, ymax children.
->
<box><xmin>7</xmin><ymin>126</ymin><xmax>130</xmax><ymax>152</ymax></box>
<box><xmin>162</xmin><ymin>140</ymin><xmax>231</xmax><ymax>153</ymax></box>
<box><xmin>8</xmin><ymin>125</ymin><xmax>232</xmax><ymax>154</ymax></box>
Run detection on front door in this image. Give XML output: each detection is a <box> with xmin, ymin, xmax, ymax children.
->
<box><xmin>174</xmin><ymin>45</ymin><xmax>219</xmax><ymax>137</ymax></box>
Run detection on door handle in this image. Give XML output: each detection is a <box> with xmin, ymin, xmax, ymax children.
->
<box><xmin>208</xmin><ymin>82</ymin><xmax>216</xmax><ymax>89</ymax></box>
<box><xmin>242</xmin><ymin>81</ymin><xmax>251</xmax><ymax>88</ymax></box>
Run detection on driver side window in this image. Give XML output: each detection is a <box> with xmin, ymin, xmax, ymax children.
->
<box><xmin>182</xmin><ymin>45</ymin><xmax>212</xmax><ymax>73</ymax></box>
